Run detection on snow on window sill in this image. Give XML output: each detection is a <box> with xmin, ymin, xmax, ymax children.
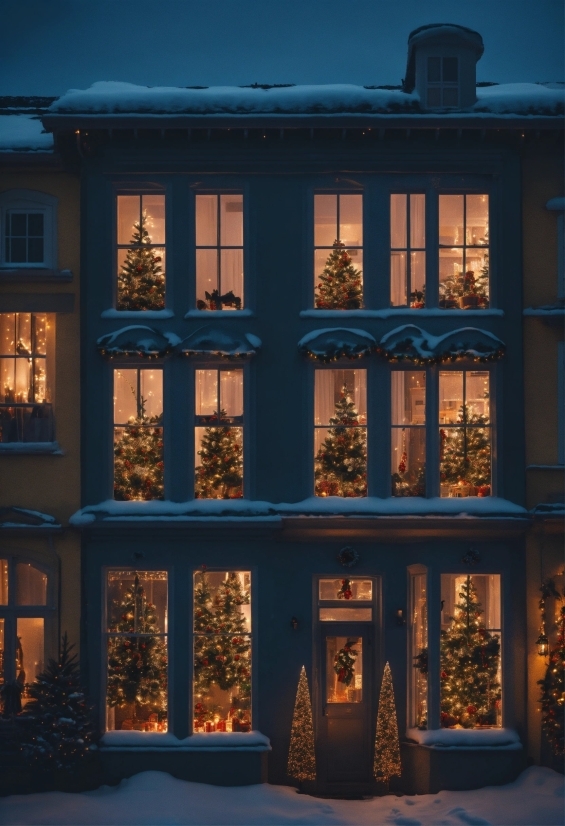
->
<box><xmin>0</xmin><ymin>441</ymin><xmax>63</xmax><ymax>455</ymax></box>
<box><xmin>300</xmin><ymin>308</ymin><xmax>504</xmax><ymax>319</ymax></box>
<box><xmin>184</xmin><ymin>309</ymin><xmax>254</xmax><ymax>319</ymax></box>
<box><xmin>406</xmin><ymin>727</ymin><xmax>521</xmax><ymax>750</ymax></box>
<box><xmin>0</xmin><ymin>268</ymin><xmax>72</xmax><ymax>282</ymax></box>
<box><xmin>101</xmin><ymin>309</ymin><xmax>174</xmax><ymax>319</ymax></box>
<box><xmin>101</xmin><ymin>730</ymin><xmax>271</xmax><ymax>752</ymax></box>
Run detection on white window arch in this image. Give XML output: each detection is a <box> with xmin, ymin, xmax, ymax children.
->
<box><xmin>0</xmin><ymin>189</ymin><xmax>58</xmax><ymax>269</ymax></box>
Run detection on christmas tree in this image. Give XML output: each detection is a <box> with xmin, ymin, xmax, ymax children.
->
<box><xmin>440</xmin><ymin>576</ymin><xmax>501</xmax><ymax>728</ymax></box>
<box><xmin>287</xmin><ymin>666</ymin><xmax>316</xmax><ymax>783</ymax></box>
<box><xmin>315</xmin><ymin>240</ymin><xmax>363</xmax><ymax>309</ymax></box>
<box><xmin>114</xmin><ymin>401</ymin><xmax>164</xmax><ymax>501</ymax></box>
<box><xmin>440</xmin><ymin>404</ymin><xmax>491</xmax><ymax>493</ymax></box>
<box><xmin>538</xmin><ymin>603</ymin><xmax>565</xmax><ymax>756</ymax></box>
<box><xmin>107</xmin><ymin>575</ymin><xmax>168</xmax><ymax>723</ymax></box>
<box><xmin>373</xmin><ymin>662</ymin><xmax>401</xmax><ymax>788</ymax></box>
<box><xmin>195</xmin><ymin>410</ymin><xmax>243</xmax><ymax>499</ymax></box>
<box><xmin>315</xmin><ymin>384</ymin><xmax>367</xmax><ymax>497</ymax></box>
<box><xmin>193</xmin><ymin>571</ymin><xmax>251</xmax><ymax>728</ymax></box>
<box><xmin>18</xmin><ymin>634</ymin><xmax>98</xmax><ymax>773</ymax></box>
<box><xmin>117</xmin><ymin>212</ymin><xmax>165</xmax><ymax>311</ymax></box>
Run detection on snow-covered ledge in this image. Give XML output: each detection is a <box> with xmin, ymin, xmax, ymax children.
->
<box><xmin>101</xmin><ymin>730</ymin><xmax>271</xmax><ymax>752</ymax></box>
<box><xmin>0</xmin><ymin>441</ymin><xmax>63</xmax><ymax>455</ymax></box>
<box><xmin>406</xmin><ymin>728</ymin><xmax>522</xmax><ymax>750</ymax></box>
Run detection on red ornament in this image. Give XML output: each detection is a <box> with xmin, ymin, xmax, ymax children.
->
<box><xmin>398</xmin><ymin>451</ymin><xmax>407</xmax><ymax>474</ymax></box>
<box><xmin>467</xmin><ymin>705</ymin><xmax>478</xmax><ymax>715</ymax></box>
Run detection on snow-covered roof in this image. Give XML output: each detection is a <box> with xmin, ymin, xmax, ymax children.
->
<box><xmin>45</xmin><ymin>81</ymin><xmax>564</xmax><ymax>119</ymax></box>
<box><xmin>0</xmin><ymin>114</ymin><xmax>54</xmax><ymax>152</ymax></box>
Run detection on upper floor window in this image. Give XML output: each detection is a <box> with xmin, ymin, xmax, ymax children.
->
<box><xmin>439</xmin><ymin>194</ymin><xmax>489</xmax><ymax>309</ymax></box>
<box><xmin>391</xmin><ymin>371</ymin><xmax>426</xmax><ymax>496</ymax></box>
<box><xmin>0</xmin><ymin>313</ymin><xmax>54</xmax><ymax>444</ymax></box>
<box><xmin>0</xmin><ymin>190</ymin><xmax>57</xmax><ymax>270</ymax></box>
<box><xmin>116</xmin><ymin>194</ymin><xmax>165</xmax><ymax>311</ymax></box>
<box><xmin>314</xmin><ymin>194</ymin><xmax>363</xmax><ymax>309</ymax></box>
<box><xmin>390</xmin><ymin>194</ymin><xmax>426</xmax><ymax>307</ymax></box>
<box><xmin>196</xmin><ymin>194</ymin><xmax>244</xmax><ymax>311</ymax></box>
<box><xmin>427</xmin><ymin>56</ymin><xmax>459</xmax><ymax>108</ymax></box>
<box><xmin>113</xmin><ymin>367</ymin><xmax>164</xmax><ymax>500</ymax></box>
<box><xmin>314</xmin><ymin>368</ymin><xmax>367</xmax><ymax>497</ymax></box>
<box><xmin>195</xmin><ymin>368</ymin><xmax>244</xmax><ymax>498</ymax></box>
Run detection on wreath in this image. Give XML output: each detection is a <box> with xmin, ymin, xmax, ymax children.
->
<box><xmin>333</xmin><ymin>639</ymin><xmax>359</xmax><ymax>686</ymax></box>
<box><xmin>337</xmin><ymin>578</ymin><xmax>353</xmax><ymax>600</ymax></box>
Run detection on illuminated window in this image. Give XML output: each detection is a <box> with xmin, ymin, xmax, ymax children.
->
<box><xmin>410</xmin><ymin>568</ymin><xmax>428</xmax><ymax>729</ymax></box>
<box><xmin>427</xmin><ymin>57</ymin><xmax>459</xmax><ymax>108</ymax></box>
<box><xmin>391</xmin><ymin>371</ymin><xmax>426</xmax><ymax>496</ymax></box>
<box><xmin>0</xmin><ymin>313</ymin><xmax>55</xmax><ymax>444</ymax></box>
<box><xmin>319</xmin><ymin>578</ymin><xmax>373</xmax><ymax>621</ymax></box>
<box><xmin>195</xmin><ymin>368</ymin><xmax>243</xmax><ymax>499</ymax></box>
<box><xmin>113</xmin><ymin>368</ymin><xmax>163</xmax><ymax>500</ymax></box>
<box><xmin>106</xmin><ymin>570</ymin><xmax>168</xmax><ymax>732</ymax></box>
<box><xmin>116</xmin><ymin>194</ymin><xmax>165</xmax><ymax>311</ymax></box>
<box><xmin>314</xmin><ymin>194</ymin><xmax>363</xmax><ymax>309</ymax></box>
<box><xmin>193</xmin><ymin>570</ymin><xmax>251</xmax><ymax>732</ymax></box>
<box><xmin>0</xmin><ymin>190</ymin><xmax>57</xmax><ymax>269</ymax></box>
<box><xmin>196</xmin><ymin>194</ymin><xmax>244</xmax><ymax>310</ymax></box>
<box><xmin>390</xmin><ymin>194</ymin><xmax>426</xmax><ymax>307</ymax></box>
<box><xmin>314</xmin><ymin>369</ymin><xmax>367</xmax><ymax>497</ymax></box>
<box><xmin>439</xmin><ymin>194</ymin><xmax>489</xmax><ymax>309</ymax></box>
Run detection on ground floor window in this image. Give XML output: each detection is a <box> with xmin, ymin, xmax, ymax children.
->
<box><xmin>410</xmin><ymin>568</ymin><xmax>428</xmax><ymax>729</ymax></box>
<box><xmin>193</xmin><ymin>569</ymin><xmax>251</xmax><ymax>732</ymax></box>
<box><xmin>106</xmin><ymin>570</ymin><xmax>168</xmax><ymax>731</ymax></box>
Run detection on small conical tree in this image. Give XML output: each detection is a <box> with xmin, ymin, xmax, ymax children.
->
<box><xmin>374</xmin><ymin>662</ymin><xmax>401</xmax><ymax>789</ymax></box>
<box><xmin>287</xmin><ymin>666</ymin><xmax>316</xmax><ymax>784</ymax></box>
<box><xmin>114</xmin><ymin>400</ymin><xmax>164</xmax><ymax>501</ymax></box>
<box><xmin>315</xmin><ymin>384</ymin><xmax>367</xmax><ymax>497</ymax></box>
<box><xmin>195</xmin><ymin>410</ymin><xmax>243</xmax><ymax>499</ymax></box>
<box><xmin>18</xmin><ymin>634</ymin><xmax>98</xmax><ymax>773</ymax></box>
<box><xmin>315</xmin><ymin>240</ymin><xmax>363</xmax><ymax>309</ymax></box>
<box><xmin>538</xmin><ymin>604</ymin><xmax>565</xmax><ymax>757</ymax></box>
<box><xmin>107</xmin><ymin>575</ymin><xmax>168</xmax><ymax>718</ymax></box>
<box><xmin>440</xmin><ymin>404</ymin><xmax>491</xmax><ymax>491</ymax></box>
<box><xmin>117</xmin><ymin>212</ymin><xmax>165</xmax><ymax>310</ymax></box>
<box><xmin>440</xmin><ymin>575</ymin><xmax>500</xmax><ymax>728</ymax></box>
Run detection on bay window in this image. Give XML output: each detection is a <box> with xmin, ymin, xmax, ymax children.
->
<box><xmin>196</xmin><ymin>194</ymin><xmax>244</xmax><ymax>310</ymax></box>
<box><xmin>390</xmin><ymin>194</ymin><xmax>426</xmax><ymax>307</ymax></box>
<box><xmin>116</xmin><ymin>194</ymin><xmax>165</xmax><ymax>311</ymax></box>
<box><xmin>314</xmin><ymin>194</ymin><xmax>363</xmax><ymax>309</ymax></box>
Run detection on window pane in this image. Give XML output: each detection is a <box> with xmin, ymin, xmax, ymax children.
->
<box><xmin>193</xmin><ymin>570</ymin><xmax>251</xmax><ymax>732</ymax></box>
<box><xmin>16</xmin><ymin>563</ymin><xmax>47</xmax><ymax>605</ymax></box>
<box><xmin>195</xmin><ymin>195</ymin><xmax>218</xmax><ymax>247</ymax></box>
<box><xmin>0</xmin><ymin>314</ymin><xmax>16</xmax><ymax>356</ymax></box>
<box><xmin>439</xmin><ymin>249</ymin><xmax>463</xmax><ymax>305</ymax></box>
<box><xmin>139</xmin><ymin>370</ymin><xmax>163</xmax><ymax>419</ymax></box>
<box><xmin>440</xmin><ymin>574</ymin><xmax>501</xmax><ymax>728</ymax></box>
<box><xmin>466</xmin><ymin>195</ymin><xmax>489</xmax><ymax>245</ymax></box>
<box><xmin>466</xmin><ymin>371</ymin><xmax>490</xmax><ymax>421</ymax></box>
<box><xmin>220</xmin><ymin>248</ymin><xmax>244</xmax><ymax>306</ymax></box>
<box><xmin>320</xmin><ymin>608</ymin><xmax>372</xmax><ymax>621</ymax></box>
<box><xmin>411</xmin><ymin>251</ymin><xmax>426</xmax><ymax>299</ymax></box>
<box><xmin>220</xmin><ymin>195</ymin><xmax>243</xmax><ymax>247</ymax></box>
<box><xmin>340</xmin><ymin>195</ymin><xmax>362</xmax><ymax>246</ymax></box>
<box><xmin>0</xmin><ymin>560</ymin><xmax>7</xmax><ymax>604</ymax></box>
<box><xmin>390</xmin><ymin>251</ymin><xmax>407</xmax><ymax>306</ymax></box>
<box><xmin>33</xmin><ymin>314</ymin><xmax>48</xmax><ymax>356</ymax></box>
<box><xmin>220</xmin><ymin>370</ymin><xmax>244</xmax><ymax>418</ymax></box>
<box><xmin>326</xmin><ymin>636</ymin><xmax>362</xmax><ymax>703</ymax></box>
<box><xmin>17</xmin><ymin>618</ymin><xmax>44</xmax><ymax>703</ymax></box>
<box><xmin>410</xmin><ymin>194</ymin><xmax>426</xmax><ymax>248</ymax></box>
<box><xmin>27</xmin><ymin>237</ymin><xmax>44</xmax><ymax>263</ymax></box>
<box><xmin>195</xmin><ymin>426</ymin><xmax>243</xmax><ymax>499</ymax></box>
<box><xmin>27</xmin><ymin>213</ymin><xmax>44</xmax><ymax>237</ymax></box>
<box><xmin>443</xmin><ymin>57</ymin><xmax>458</xmax><ymax>82</ymax></box>
<box><xmin>439</xmin><ymin>195</ymin><xmax>464</xmax><ymax>246</ymax></box>
<box><xmin>142</xmin><ymin>195</ymin><xmax>165</xmax><ymax>245</ymax></box>
<box><xmin>314</xmin><ymin>194</ymin><xmax>337</xmax><ymax>247</ymax></box>
<box><xmin>117</xmin><ymin>196</ymin><xmax>140</xmax><ymax>245</ymax></box>
<box><xmin>9</xmin><ymin>212</ymin><xmax>27</xmax><ymax>236</ymax></box>
<box><xmin>117</xmin><ymin>245</ymin><xmax>166</xmax><ymax>312</ymax></box>
<box><xmin>427</xmin><ymin>87</ymin><xmax>441</xmax><ymax>107</ymax></box>
<box><xmin>315</xmin><ymin>369</ymin><xmax>367</xmax><ymax>425</ymax></box>
<box><xmin>439</xmin><ymin>372</ymin><xmax>464</xmax><ymax>423</ymax></box>
<box><xmin>391</xmin><ymin>371</ymin><xmax>426</xmax><ymax>425</ymax></box>
<box><xmin>390</xmin><ymin>194</ymin><xmax>407</xmax><ymax>249</ymax></box>
<box><xmin>196</xmin><ymin>248</ymin><xmax>218</xmax><ymax>307</ymax></box>
<box><xmin>392</xmin><ymin>427</ymin><xmax>426</xmax><ymax>496</ymax></box>
<box><xmin>411</xmin><ymin>572</ymin><xmax>428</xmax><ymax>729</ymax></box>
<box><xmin>195</xmin><ymin>370</ymin><xmax>218</xmax><ymax>416</ymax></box>
<box><xmin>319</xmin><ymin>578</ymin><xmax>373</xmax><ymax>601</ymax></box>
<box><xmin>114</xmin><ymin>369</ymin><xmax>138</xmax><ymax>423</ymax></box>
<box><xmin>428</xmin><ymin>57</ymin><xmax>441</xmax><ymax>83</ymax></box>
<box><xmin>0</xmin><ymin>619</ymin><xmax>4</xmax><ymax>685</ymax></box>
<box><xmin>442</xmin><ymin>88</ymin><xmax>459</xmax><ymax>107</ymax></box>
<box><xmin>106</xmin><ymin>571</ymin><xmax>168</xmax><ymax>732</ymax></box>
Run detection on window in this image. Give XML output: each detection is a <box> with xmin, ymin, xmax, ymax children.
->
<box><xmin>195</xmin><ymin>194</ymin><xmax>244</xmax><ymax>310</ymax></box>
<box><xmin>106</xmin><ymin>570</ymin><xmax>168</xmax><ymax>732</ymax></box>
<box><xmin>427</xmin><ymin>56</ymin><xmax>459</xmax><ymax>108</ymax></box>
<box><xmin>113</xmin><ymin>368</ymin><xmax>163</xmax><ymax>500</ymax></box>
<box><xmin>193</xmin><ymin>569</ymin><xmax>251</xmax><ymax>732</ymax></box>
<box><xmin>0</xmin><ymin>313</ymin><xmax>54</xmax><ymax>444</ymax></box>
<box><xmin>0</xmin><ymin>190</ymin><xmax>57</xmax><ymax>269</ymax></box>
<box><xmin>314</xmin><ymin>194</ymin><xmax>363</xmax><ymax>309</ymax></box>
<box><xmin>314</xmin><ymin>369</ymin><xmax>367</xmax><ymax>497</ymax></box>
<box><xmin>439</xmin><ymin>370</ymin><xmax>491</xmax><ymax>497</ymax></box>
<box><xmin>440</xmin><ymin>574</ymin><xmax>501</xmax><ymax>728</ymax></box>
<box><xmin>390</xmin><ymin>194</ymin><xmax>426</xmax><ymax>307</ymax></box>
<box><xmin>391</xmin><ymin>371</ymin><xmax>426</xmax><ymax>496</ymax></box>
<box><xmin>0</xmin><ymin>557</ymin><xmax>50</xmax><ymax>708</ymax></box>
<box><xmin>319</xmin><ymin>577</ymin><xmax>373</xmax><ymax>621</ymax></box>
<box><xmin>410</xmin><ymin>568</ymin><xmax>428</xmax><ymax>729</ymax></box>
<box><xmin>116</xmin><ymin>194</ymin><xmax>165</xmax><ymax>311</ymax></box>
<box><xmin>439</xmin><ymin>194</ymin><xmax>489</xmax><ymax>308</ymax></box>
<box><xmin>195</xmin><ymin>368</ymin><xmax>243</xmax><ymax>499</ymax></box>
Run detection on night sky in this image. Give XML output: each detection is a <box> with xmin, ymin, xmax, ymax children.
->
<box><xmin>1</xmin><ymin>0</ymin><xmax>563</xmax><ymax>96</ymax></box>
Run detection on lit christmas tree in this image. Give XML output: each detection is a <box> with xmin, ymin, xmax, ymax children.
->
<box><xmin>117</xmin><ymin>212</ymin><xmax>165</xmax><ymax>311</ymax></box>
<box><xmin>440</xmin><ymin>576</ymin><xmax>501</xmax><ymax>728</ymax></box>
<box><xmin>193</xmin><ymin>571</ymin><xmax>251</xmax><ymax>729</ymax></box>
<box><xmin>440</xmin><ymin>404</ymin><xmax>491</xmax><ymax>493</ymax></box>
<box><xmin>19</xmin><ymin>634</ymin><xmax>98</xmax><ymax>773</ymax></box>
<box><xmin>538</xmin><ymin>603</ymin><xmax>565</xmax><ymax>756</ymax></box>
<box><xmin>315</xmin><ymin>384</ymin><xmax>367</xmax><ymax>497</ymax></box>
<box><xmin>195</xmin><ymin>410</ymin><xmax>243</xmax><ymax>499</ymax></box>
<box><xmin>315</xmin><ymin>240</ymin><xmax>363</xmax><ymax>309</ymax></box>
<box><xmin>373</xmin><ymin>662</ymin><xmax>401</xmax><ymax>788</ymax></box>
<box><xmin>287</xmin><ymin>666</ymin><xmax>316</xmax><ymax>784</ymax></box>
<box><xmin>114</xmin><ymin>399</ymin><xmax>164</xmax><ymax>501</ymax></box>
<box><xmin>107</xmin><ymin>575</ymin><xmax>168</xmax><ymax>724</ymax></box>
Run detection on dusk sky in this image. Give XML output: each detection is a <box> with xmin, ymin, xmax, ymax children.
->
<box><xmin>1</xmin><ymin>0</ymin><xmax>563</xmax><ymax>96</ymax></box>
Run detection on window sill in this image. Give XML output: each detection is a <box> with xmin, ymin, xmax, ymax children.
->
<box><xmin>300</xmin><ymin>308</ymin><xmax>504</xmax><ymax>318</ymax></box>
<box><xmin>0</xmin><ymin>268</ymin><xmax>72</xmax><ymax>283</ymax></box>
<box><xmin>406</xmin><ymin>727</ymin><xmax>521</xmax><ymax>750</ymax></box>
<box><xmin>100</xmin><ymin>730</ymin><xmax>271</xmax><ymax>752</ymax></box>
<box><xmin>101</xmin><ymin>309</ymin><xmax>174</xmax><ymax>319</ymax></box>
<box><xmin>184</xmin><ymin>309</ymin><xmax>254</xmax><ymax>319</ymax></box>
<box><xmin>0</xmin><ymin>441</ymin><xmax>63</xmax><ymax>455</ymax></box>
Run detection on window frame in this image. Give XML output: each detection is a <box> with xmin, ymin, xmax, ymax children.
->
<box><xmin>313</xmin><ymin>190</ymin><xmax>364</xmax><ymax>310</ymax></box>
<box><xmin>426</xmin><ymin>56</ymin><xmax>459</xmax><ymax>108</ymax></box>
<box><xmin>0</xmin><ymin>190</ymin><xmax>57</xmax><ymax>270</ymax></box>
<box><xmin>390</xmin><ymin>368</ymin><xmax>427</xmax><ymax>497</ymax></box>
<box><xmin>390</xmin><ymin>192</ymin><xmax>427</xmax><ymax>308</ymax></box>
<box><xmin>194</xmin><ymin>191</ymin><xmax>245</xmax><ymax>312</ymax></box>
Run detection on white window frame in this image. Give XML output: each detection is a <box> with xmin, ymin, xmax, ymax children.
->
<box><xmin>426</xmin><ymin>56</ymin><xmax>459</xmax><ymax>108</ymax></box>
<box><xmin>0</xmin><ymin>190</ymin><xmax>57</xmax><ymax>269</ymax></box>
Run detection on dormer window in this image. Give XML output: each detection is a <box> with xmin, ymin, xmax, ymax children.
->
<box><xmin>427</xmin><ymin>57</ymin><xmax>459</xmax><ymax>107</ymax></box>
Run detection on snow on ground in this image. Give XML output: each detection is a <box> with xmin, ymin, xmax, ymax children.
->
<box><xmin>0</xmin><ymin>115</ymin><xmax>53</xmax><ymax>152</ymax></box>
<box><xmin>0</xmin><ymin>767</ymin><xmax>562</xmax><ymax>826</ymax></box>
